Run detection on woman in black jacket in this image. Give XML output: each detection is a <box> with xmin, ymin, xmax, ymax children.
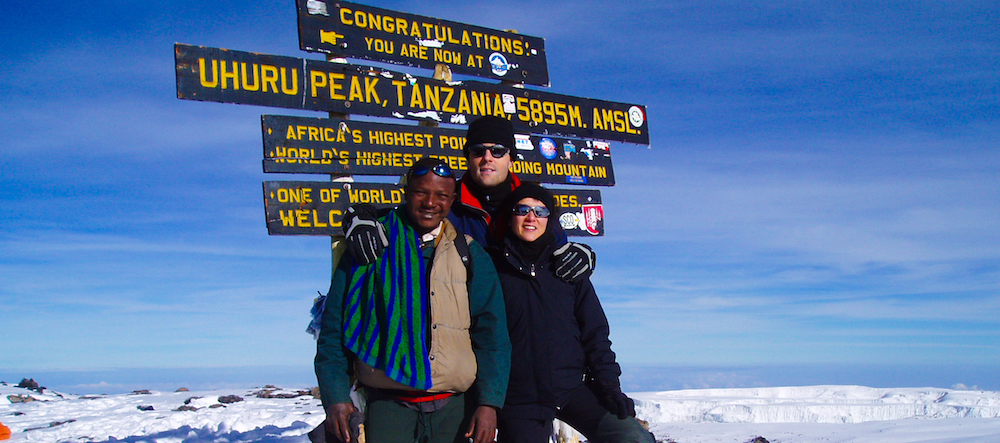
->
<box><xmin>489</xmin><ymin>183</ymin><xmax>653</xmax><ymax>443</ymax></box>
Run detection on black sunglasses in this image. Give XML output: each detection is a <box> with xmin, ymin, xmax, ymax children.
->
<box><xmin>468</xmin><ymin>144</ymin><xmax>510</xmax><ymax>159</ymax></box>
<box><xmin>512</xmin><ymin>204</ymin><xmax>551</xmax><ymax>218</ymax></box>
<box><xmin>409</xmin><ymin>162</ymin><xmax>454</xmax><ymax>178</ymax></box>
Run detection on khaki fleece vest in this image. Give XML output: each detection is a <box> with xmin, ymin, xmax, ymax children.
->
<box><xmin>356</xmin><ymin>220</ymin><xmax>477</xmax><ymax>393</ymax></box>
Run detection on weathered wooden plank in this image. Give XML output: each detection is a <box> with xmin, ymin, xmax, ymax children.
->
<box><xmin>263</xmin><ymin>181</ymin><xmax>604</xmax><ymax>236</ymax></box>
<box><xmin>297</xmin><ymin>0</ymin><xmax>549</xmax><ymax>86</ymax></box>
<box><xmin>262</xmin><ymin>115</ymin><xmax>616</xmax><ymax>186</ymax></box>
<box><xmin>176</xmin><ymin>44</ymin><xmax>649</xmax><ymax>145</ymax></box>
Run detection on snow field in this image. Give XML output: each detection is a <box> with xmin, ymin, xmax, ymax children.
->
<box><xmin>633</xmin><ymin>385</ymin><xmax>1000</xmax><ymax>424</ymax></box>
<box><xmin>4</xmin><ymin>384</ymin><xmax>1000</xmax><ymax>442</ymax></box>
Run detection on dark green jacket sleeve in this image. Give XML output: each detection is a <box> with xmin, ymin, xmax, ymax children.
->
<box><xmin>314</xmin><ymin>259</ymin><xmax>354</xmax><ymax>409</ymax></box>
<box><xmin>466</xmin><ymin>239</ymin><xmax>512</xmax><ymax>408</ymax></box>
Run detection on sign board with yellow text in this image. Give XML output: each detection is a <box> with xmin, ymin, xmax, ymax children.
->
<box><xmin>297</xmin><ymin>0</ymin><xmax>549</xmax><ymax>86</ymax></box>
<box><xmin>175</xmin><ymin>44</ymin><xmax>649</xmax><ymax>145</ymax></box>
<box><xmin>264</xmin><ymin>181</ymin><xmax>604</xmax><ymax>236</ymax></box>
<box><xmin>262</xmin><ymin>115</ymin><xmax>616</xmax><ymax>185</ymax></box>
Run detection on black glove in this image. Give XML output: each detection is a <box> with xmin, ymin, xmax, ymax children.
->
<box><xmin>553</xmin><ymin>242</ymin><xmax>596</xmax><ymax>282</ymax></box>
<box><xmin>343</xmin><ymin>204</ymin><xmax>387</xmax><ymax>265</ymax></box>
<box><xmin>600</xmin><ymin>386</ymin><xmax>636</xmax><ymax>420</ymax></box>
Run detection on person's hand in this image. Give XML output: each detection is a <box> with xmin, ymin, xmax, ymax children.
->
<box><xmin>325</xmin><ymin>402</ymin><xmax>358</xmax><ymax>442</ymax></box>
<box><xmin>553</xmin><ymin>242</ymin><xmax>596</xmax><ymax>282</ymax></box>
<box><xmin>600</xmin><ymin>386</ymin><xmax>636</xmax><ymax>420</ymax></box>
<box><xmin>343</xmin><ymin>204</ymin><xmax>387</xmax><ymax>265</ymax></box>
<box><xmin>464</xmin><ymin>405</ymin><xmax>498</xmax><ymax>443</ymax></box>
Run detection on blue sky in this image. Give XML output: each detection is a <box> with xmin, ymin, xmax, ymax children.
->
<box><xmin>2</xmin><ymin>0</ymin><xmax>998</xmax><ymax>393</ymax></box>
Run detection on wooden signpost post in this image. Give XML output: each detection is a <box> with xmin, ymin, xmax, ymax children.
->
<box><xmin>174</xmin><ymin>1</ymin><xmax>650</xmax><ymax>238</ymax></box>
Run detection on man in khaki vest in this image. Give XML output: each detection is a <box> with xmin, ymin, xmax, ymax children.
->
<box><xmin>315</xmin><ymin>158</ymin><xmax>511</xmax><ymax>443</ymax></box>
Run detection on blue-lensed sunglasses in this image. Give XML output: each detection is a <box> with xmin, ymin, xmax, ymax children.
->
<box><xmin>512</xmin><ymin>204</ymin><xmax>551</xmax><ymax>218</ymax></box>
<box><xmin>468</xmin><ymin>144</ymin><xmax>510</xmax><ymax>158</ymax></box>
<box><xmin>409</xmin><ymin>162</ymin><xmax>454</xmax><ymax>178</ymax></box>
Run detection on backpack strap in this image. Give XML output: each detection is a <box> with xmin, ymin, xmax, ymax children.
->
<box><xmin>453</xmin><ymin>231</ymin><xmax>473</xmax><ymax>283</ymax></box>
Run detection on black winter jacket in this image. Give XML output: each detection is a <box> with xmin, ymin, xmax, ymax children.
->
<box><xmin>489</xmin><ymin>235</ymin><xmax>622</xmax><ymax>420</ymax></box>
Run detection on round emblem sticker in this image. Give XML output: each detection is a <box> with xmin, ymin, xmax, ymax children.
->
<box><xmin>628</xmin><ymin>106</ymin><xmax>645</xmax><ymax>128</ymax></box>
<box><xmin>559</xmin><ymin>212</ymin><xmax>580</xmax><ymax>231</ymax></box>
<box><xmin>489</xmin><ymin>52</ymin><xmax>509</xmax><ymax>77</ymax></box>
<box><xmin>539</xmin><ymin>138</ymin><xmax>557</xmax><ymax>160</ymax></box>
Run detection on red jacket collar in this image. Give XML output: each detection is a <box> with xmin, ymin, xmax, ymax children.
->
<box><xmin>459</xmin><ymin>173</ymin><xmax>522</xmax><ymax>225</ymax></box>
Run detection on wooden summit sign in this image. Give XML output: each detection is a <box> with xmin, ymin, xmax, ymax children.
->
<box><xmin>297</xmin><ymin>0</ymin><xmax>549</xmax><ymax>86</ymax></box>
<box><xmin>174</xmin><ymin>2</ymin><xmax>649</xmax><ymax>237</ymax></box>
<box><xmin>262</xmin><ymin>115</ymin><xmax>616</xmax><ymax>186</ymax></box>
<box><xmin>175</xmin><ymin>44</ymin><xmax>649</xmax><ymax>145</ymax></box>
<box><xmin>264</xmin><ymin>181</ymin><xmax>604</xmax><ymax>236</ymax></box>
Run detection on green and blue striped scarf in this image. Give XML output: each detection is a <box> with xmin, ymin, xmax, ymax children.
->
<box><xmin>343</xmin><ymin>210</ymin><xmax>432</xmax><ymax>390</ymax></box>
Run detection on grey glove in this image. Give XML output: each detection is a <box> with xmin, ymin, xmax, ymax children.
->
<box><xmin>344</xmin><ymin>204</ymin><xmax>388</xmax><ymax>265</ymax></box>
<box><xmin>553</xmin><ymin>242</ymin><xmax>596</xmax><ymax>282</ymax></box>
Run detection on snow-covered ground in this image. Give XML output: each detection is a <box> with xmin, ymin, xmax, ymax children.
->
<box><xmin>633</xmin><ymin>386</ymin><xmax>1000</xmax><ymax>442</ymax></box>
<box><xmin>3</xmin><ymin>382</ymin><xmax>1000</xmax><ymax>442</ymax></box>
<box><xmin>1</xmin><ymin>383</ymin><xmax>325</xmax><ymax>442</ymax></box>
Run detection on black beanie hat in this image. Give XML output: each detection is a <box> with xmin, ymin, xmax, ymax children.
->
<box><xmin>505</xmin><ymin>183</ymin><xmax>556</xmax><ymax>213</ymax></box>
<box><xmin>463</xmin><ymin>116</ymin><xmax>515</xmax><ymax>157</ymax></box>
